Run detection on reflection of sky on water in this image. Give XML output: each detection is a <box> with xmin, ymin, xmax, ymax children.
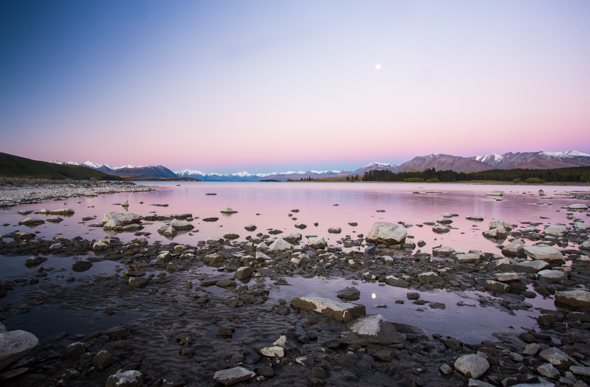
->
<box><xmin>266</xmin><ymin>276</ymin><xmax>556</xmax><ymax>344</ymax></box>
<box><xmin>1</xmin><ymin>182</ymin><xmax>588</xmax><ymax>253</ymax></box>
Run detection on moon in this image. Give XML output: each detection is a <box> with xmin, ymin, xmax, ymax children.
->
<box><xmin>375</xmin><ymin>64</ymin><xmax>381</xmax><ymax>70</ymax></box>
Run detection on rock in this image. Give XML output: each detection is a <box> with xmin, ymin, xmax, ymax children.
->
<box><xmin>485</xmin><ymin>280</ymin><xmax>510</xmax><ymax>293</ymax></box>
<box><xmin>468</xmin><ymin>380</ymin><xmax>495</xmax><ymax>387</ymax></box>
<box><xmin>63</xmin><ymin>342</ymin><xmax>86</xmax><ymax>359</ymax></box>
<box><xmin>220</xmin><ymin>207</ymin><xmax>238</xmax><ymax>214</ymax></box>
<box><xmin>524</xmin><ymin>245</ymin><xmax>564</xmax><ymax>264</ymax></box>
<box><xmin>537</xmin><ymin>270</ymin><xmax>567</xmax><ymax>282</ymax></box>
<box><xmin>385</xmin><ymin>275</ymin><xmax>410</xmax><ymax>288</ymax></box>
<box><xmin>129</xmin><ymin>277</ymin><xmax>148</xmax><ymax>288</ymax></box>
<box><xmin>93</xmin><ymin>350</ymin><xmax>114</xmax><ymax>370</ymax></box>
<box><xmin>417</xmin><ymin>272</ymin><xmax>443</xmax><ymax>284</ymax></box>
<box><xmin>203</xmin><ymin>217</ymin><xmax>219</xmax><ymax>222</ymax></box>
<box><xmin>290</xmin><ymin>297</ymin><xmax>366</xmax><ymax>322</ymax></box>
<box><xmin>24</xmin><ymin>256</ymin><xmax>45</xmax><ymax>267</ymax></box>
<box><xmin>574</xmin><ymin>222</ymin><xmax>590</xmax><ymax>232</ymax></box>
<box><xmin>49</xmin><ymin>208</ymin><xmax>75</xmax><ymax>215</ymax></box>
<box><xmin>455</xmin><ymin>253</ymin><xmax>480</xmax><ymax>264</ymax></box>
<box><xmin>486</xmin><ymin>191</ymin><xmax>504</xmax><ymax>197</ymax></box>
<box><xmin>347</xmin><ymin>314</ymin><xmax>405</xmax><ymax>344</ymax></box>
<box><xmin>72</xmin><ymin>260</ymin><xmax>93</xmax><ymax>272</ymax></box>
<box><xmin>244</xmin><ymin>225</ymin><xmax>257</xmax><ymax>231</ymax></box>
<box><xmin>555</xmin><ymin>289</ymin><xmax>590</xmax><ymax>308</ymax></box>
<box><xmin>503</xmin><ymin>239</ymin><xmax>526</xmax><ymax>257</ymax></box>
<box><xmin>18</xmin><ymin>217</ymin><xmax>45</xmax><ymax>226</ymax></box>
<box><xmin>489</xmin><ymin>219</ymin><xmax>512</xmax><ymax>230</ymax></box>
<box><xmin>483</xmin><ymin>227</ymin><xmax>508</xmax><ymax>238</ymax></box>
<box><xmin>433</xmin><ymin>225</ymin><xmax>450</xmax><ymax>233</ymax></box>
<box><xmin>283</xmin><ymin>233</ymin><xmax>302</xmax><ymax>244</ymax></box>
<box><xmin>158</xmin><ymin>225</ymin><xmax>177</xmax><ymax>237</ymax></box>
<box><xmin>259</xmin><ymin>346</ymin><xmax>284</xmax><ymax>358</ymax></box>
<box><xmin>570</xmin><ymin>366</ymin><xmax>590</xmax><ymax>378</ymax></box>
<box><xmin>207</xmin><ymin>236</ymin><xmax>223</xmax><ymax>245</ymax></box>
<box><xmin>294</xmin><ymin>223</ymin><xmax>307</xmax><ymax>229</ymax></box>
<box><xmin>336</xmin><ymin>287</ymin><xmax>360</xmax><ymax>301</ymax></box>
<box><xmin>537</xmin><ymin>363</ymin><xmax>560</xmax><ymax>379</ymax></box>
<box><xmin>0</xmin><ymin>330</ymin><xmax>39</xmax><ymax>371</ymax></box>
<box><xmin>544</xmin><ymin>225</ymin><xmax>568</xmax><ymax>236</ymax></box>
<box><xmin>234</xmin><ymin>267</ymin><xmax>253</xmax><ymax>280</ymax></box>
<box><xmin>213</xmin><ymin>366</ymin><xmax>255</xmax><ymax>386</ymax></box>
<box><xmin>539</xmin><ymin>347</ymin><xmax>576</xmax><ymax>370</ymax></box>
<box><xmin>366</xmin><ymin>222</ymin><xmax>408</xmax><ymax>245</ymax></box>
<box><xmin>268</xmin><ymin>236</ymin><xmax>293</xmax><ymax>251</ymax></box>
<box><xmin>106</xmin><ymin>370</ymin><xmax>144</xmax><ymax>387</ymax></box>
<box><xmin>223</xmin><ymin>233</ymin><xmax>239</xmax><ymax>240</ymax></box>
<box><xmin>102</xmin><ymin>212</ymin><xmax>141</xmax><ymax>225</ymax></box>
<box><xmin>93</xmin><ymin>241</ymin><xmax>109</xmax><ymax>251</ymax></box>
<box><xmin>466</xmin><ymin>215</ymin><xmax>484</xmax><ymax>221</ymax></box>
<box><xmin>494</xmin><ymin>272</ymin><xmax>522</xmax><ymax>282</ymax></box>
<box><xmin>433</xmin><ymin>246</ymin><xmax>455</xmax><ymax>256</ymax></box>
<box><xmin>328</xmin><ymin>227</ymin><xmax>342</xmax><ymax>234</ymax></box>
<box><xmin>308</xmin><ymin>236</ymin><xmax>327</xmax><ymax>249</ymax></box>
<box><xmin>170</xmin><ymin>219</ymin><xmax>194</xmax><ymax>230</ymax></box>
<box><xmin>454</xmin><ymin>354</ymin><xmax>490</xmax><ymax>379</ymax></box>
<box><xmin>513</xmin><ymin>260</ymin><xmax>549</xmax><ymax>273</ymax></box>
<box><xmin>523</xmin><ymin>343</ymin><xmax>541</xmax><ymax>355</ymax></box>
<box><xmin>568</xmin><ymin>204</ymin><xmax>588</xmax><ymax>210</ymax></box>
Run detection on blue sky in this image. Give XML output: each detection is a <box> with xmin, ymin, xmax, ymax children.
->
<box><xmin>1</xmin><ymin>1</ymin><xmax>590</xmax><ymax>173</ymax></box>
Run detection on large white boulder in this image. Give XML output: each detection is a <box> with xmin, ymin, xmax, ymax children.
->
<box><xmin>454</xmin><ymin>354</ymin><xmax>490</xmax><ymax>379</ymax></box>
<box><xmin>366</xmin><ymin>222</ymin><xmax>408</xmax><ymax>245</ymax></box>
<box><xmin>290</xmin><ymin>296</ymin><xmax>366</xmax><ymax>322</ymax></box>
<box><xmin>0</xmin><ymin>330</ymin><xmax>39</xmax><ymax>371</ymax></box>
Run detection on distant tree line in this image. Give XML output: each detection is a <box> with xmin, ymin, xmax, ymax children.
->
<box><xmin>362</xmin><ymin>167</ymin><xmax>590</xmax><ymax>183</ymax></box>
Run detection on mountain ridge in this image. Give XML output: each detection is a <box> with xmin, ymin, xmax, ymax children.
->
<box><xmin>52</xmin><ymin>150</ymin><xmax>590</xmax><ymax>180</ymax></box>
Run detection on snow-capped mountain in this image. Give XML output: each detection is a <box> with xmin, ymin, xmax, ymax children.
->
<box><xmin>394</xmin><ymin>154</ymin><xmax>492</xmax><ymax>173</ymax></box>
<box><xmin>470</xmin><ymin>151</ymin><xmax>590</xmax><ymax>170</ymax></box>
<box><xmin>342</xmin><ymin>162</ymin><xmax>398</xmax><ymax>176</ymax></box>
<box><xmin>175</xmin><ymin>169</ymin><xmax>345</xmax><ymax>182</ymax></box>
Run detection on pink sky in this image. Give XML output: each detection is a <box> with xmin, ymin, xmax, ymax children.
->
<box><xmin>1</xmin><ymin>1</ymin><xmax>589</xmax><ymax>173</ymax></box>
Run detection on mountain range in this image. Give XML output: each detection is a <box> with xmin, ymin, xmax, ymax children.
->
<box><xmin>52</xmin><ymin>150</ymin><xmax>590</xmax><ymax>181</ymax></box>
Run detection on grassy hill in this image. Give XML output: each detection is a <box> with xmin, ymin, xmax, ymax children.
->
<box><xmin>0</xmin><ymin>152</ymin><xmax>122</xmax><ymax>180</ymax></box>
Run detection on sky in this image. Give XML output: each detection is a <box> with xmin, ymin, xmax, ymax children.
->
<box><xmin>1</xmin><ymin>1</ymin><xmax>590</xmax><ymax>174</ymax></box>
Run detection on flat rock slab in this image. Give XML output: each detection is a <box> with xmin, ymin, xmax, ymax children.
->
<box><xmin>213</xmin><ymin>366</ymin><xmax>255</xmax><ymax>386</ymax></box>
<box><xmin>524</xmin><ymin>245</ymin><xmax>564</xmax><ymax>264</ymax></box>
<box><xmin>555</xmin><ymin>289</ymin><xmax>590</xmax><ymax>308</ymax></box>
<box><xmin>0</xmin><ymin>330</ymin><xmax>39</xmax><ymax>371</ymax></box>
<box><xmin>347</xmin><ymin>314</ymin><xmax>405</xmax><ymax>345</ymax></box>
<box><xmin>291</xmin><ymin>297</ymin><xmax>366</xmax><ymax>322</ymax></box>
<box><xmin>513</xmin><ymin>260</ymin><xmax>549</xmax><ymax>273</ymax></box>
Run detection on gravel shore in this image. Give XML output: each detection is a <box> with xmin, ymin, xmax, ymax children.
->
<box><xmin>0</xmin><ymin>177</ymin><xmax>155</xmax><ymax>205</ymax></box>
<box><xmin>1</xmin><ymin>203</ymin><xmax>590</xmax><ymax>386</ymax></box>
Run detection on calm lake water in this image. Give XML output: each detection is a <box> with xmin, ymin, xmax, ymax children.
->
<box><xmin>2</xmin><ymin>182</ymin><xmax>590</xmax><ymax>343</ymax></box>
<box><xmin>2</xmin><ymin>181</ymin><xmax>589</xmax><ymax>253</ymax></box>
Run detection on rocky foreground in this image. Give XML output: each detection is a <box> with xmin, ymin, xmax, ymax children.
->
<box><xmin>0</xmin><ymin>177</ymin><xmax>154</xmax><ymax>205</ymax></box>
<box><xmin>1</xmin><ymin>205</ymin><xmax>590</xmax><ymax>386</ymax></box>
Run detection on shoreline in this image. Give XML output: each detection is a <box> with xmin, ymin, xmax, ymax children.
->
<box><xmin>0</xmin><ymin>177</ymin><xmax>157</xmax><ymax>206</ymax></box>
<box><xmin>1</xmin><ymin>205</ymin><xmax>590</xmax><ymax>386</ymax></box>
